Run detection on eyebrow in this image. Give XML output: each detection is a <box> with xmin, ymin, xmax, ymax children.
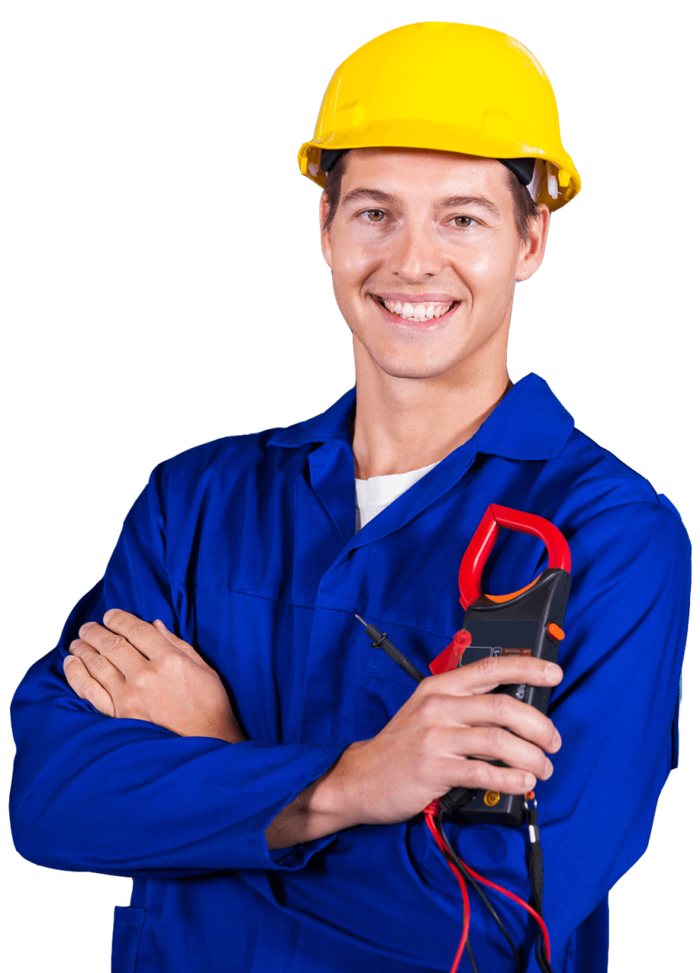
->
<box><xmin>340</xmin><ymin>188</ymin><xmax>502</xmax><ymax>217</ymax></box>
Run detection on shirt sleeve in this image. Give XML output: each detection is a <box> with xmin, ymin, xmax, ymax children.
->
<box><xmin>237</xmin><ymin>499</ymin><xmax>691</xmax><ymax>971</ymax></box>
<box><xmin>9</xmin><ymin>466</ymin><xmax>345</xmax><ymax>879</ymax></box>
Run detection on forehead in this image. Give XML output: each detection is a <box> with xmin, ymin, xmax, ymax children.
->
<box><xmin>340</xmin><ymin>148</ymin><xmax>513</xmax><ymax>204</ymax></box>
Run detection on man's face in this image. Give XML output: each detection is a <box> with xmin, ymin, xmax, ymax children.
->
<box><xmin>321</xmin><ymin>148</ymin><xmax>548</xmax><ymax>383</ymax></box>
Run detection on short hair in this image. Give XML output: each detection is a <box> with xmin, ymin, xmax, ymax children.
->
<box><xmin>322</xmin><ymin>151</ymin><xmax>541</xmax><ymax>243</ymax></box>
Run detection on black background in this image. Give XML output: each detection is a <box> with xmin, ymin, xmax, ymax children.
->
<box><xmin>6</xmin><ymin>17</ymin><xmax>692</xmax><ymax>971</ymax></box>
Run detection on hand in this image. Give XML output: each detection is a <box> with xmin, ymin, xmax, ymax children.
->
<box><xmin>266</xmin><ymin>655</ymin><xmax>562</xmax><ymax>846</ymax></box>
<box><xmin>337</xmin><ymin>655</ymin><xmax>563</xmax><ymax>824</ymax></box>
<box><xmin>64</xmin><ymin>609</ymin><xmax>244</xmax><ymax>744</ymax></box>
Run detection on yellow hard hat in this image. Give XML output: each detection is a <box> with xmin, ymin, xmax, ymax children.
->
<box><xmin>298</xmin><ymin>22</ymin><xmax>580</xmax><ymax>211</ymax></box>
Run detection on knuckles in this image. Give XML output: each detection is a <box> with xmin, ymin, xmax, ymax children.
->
<box><xmin>487</xmin><ymin>692</ymin><xmax>516</xmax><ymax>720</ymax></box>
<box><xmin>467</xmin><ymin>654</ymin><xmax>552</xmax><ymax>685</ymax></box>
<box><xmin>99</xmin><ymin>633</ymin><xmax>126</xmax><ymax>655</ymax></box>
<box><xmin>473</xmin><ymin>655</ymin><xmax>500</xmax><ymax>679</ymax></box>
<box><xmin>85</xmin><ymin>653</ymin><xmax>110</xmax><ymax>676</ymax></box>
<box><xmin>483</xmin><ymin>724</ymin><xmax>508</xmax><ymax>750</ymax></box>
<box><xmin>418</xmin><ymin>724</ymin><xmax>445</xmax><ymax>753</ymax></box>
<box><xmin>464</xmin><ymin>760</ymin><xmax>488</xmax><ymax>787</ymax></box>
<box><xmin>416</xmin><ymin>693</ymin><xmax>447</xmax><ymax>723</ymax></box>
<box><xmin>130</xmin><ymin>620</ymin><xmax>155</xmax><ymax>644</ymax></box>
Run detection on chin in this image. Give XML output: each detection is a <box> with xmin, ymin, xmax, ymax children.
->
<box><xmin>369</xmin><ymin>349</ymin><xmax>463</xmax><ymax>381</ymax></box>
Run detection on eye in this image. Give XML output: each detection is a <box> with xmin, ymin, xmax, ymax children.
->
<box><xmin>361</xmin><ymin>210</ymin><xmax>386</xmax><ymax>222</ymax></box>
<box><xmin>450</xmin><ymin>215</ymin><xmax>476</xmax><ymax>228</ymax></box>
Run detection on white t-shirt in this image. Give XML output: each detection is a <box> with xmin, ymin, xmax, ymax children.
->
<box><xmin>355</xmin><ymin>462</ymin><xmax>439</xmax><ymax>532</ymax></box>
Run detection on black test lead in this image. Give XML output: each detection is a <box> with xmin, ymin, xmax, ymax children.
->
<box><xmin>355</xmin><ymin>615</ymin><xmax>426</xmax><ymax>685</ymax></box>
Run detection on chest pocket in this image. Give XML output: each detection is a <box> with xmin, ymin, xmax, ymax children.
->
<box><xmin>360</xmin><ymin>624</ymin><xmax>447</xmax><ymax>736</ymax></box>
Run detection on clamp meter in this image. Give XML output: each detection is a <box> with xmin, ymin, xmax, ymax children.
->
<box><xmin>356</xmin><ymin>505</ymin><xmax>571</xmax><ymax>972</ymax></box>
<box><xmin>430</xmin><ymin>504</ymin><xmax>571</xmax><ymax>826</ymax></box>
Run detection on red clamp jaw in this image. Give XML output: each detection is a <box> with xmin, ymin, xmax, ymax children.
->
<box><xmin>430</xmin><ymin>505</ymin><xmax>571</xmax><ymax>675</ymax></box>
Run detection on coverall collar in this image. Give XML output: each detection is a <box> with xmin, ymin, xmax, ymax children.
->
<box><xmin>269</xmin><ymin>372</ymin><xmax>574</xmax><ymax>461</ymax></box>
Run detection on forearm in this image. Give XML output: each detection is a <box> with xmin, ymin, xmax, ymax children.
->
<box><xmin>11</xmin><ymin>648</ymin><xmax>344</xmax><ymax>877</ymax></box>
<box><xmin>265</xmin><ymin>780</ymin><xmax>336</xmax><ymax>850</ymax></box>
<box><xmin>267</xmin><ymin>656</ymin><xmax>559</xmax><ymax>850</ymax></box>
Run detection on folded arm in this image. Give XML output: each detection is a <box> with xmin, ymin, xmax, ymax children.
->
<box><xmin>57</xmin><ymin>598</ymin><xmax>564</xmax><ymax>857</ymax></box>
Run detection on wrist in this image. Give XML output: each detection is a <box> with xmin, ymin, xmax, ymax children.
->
<box><xmin>265</xmin><ymin>741</ymin><xmax>372</xmax><ymax>849</ymax></box>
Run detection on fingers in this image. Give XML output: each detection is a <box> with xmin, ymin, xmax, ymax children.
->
<box><xmin>73</xmin><ymin>618</ymin><xmax>150</xmax><ymax>679</ymax></box>
<box><xmin>448</xmin><ymin>755</ymin><xmax>540</xmax><ymax>796</ymax></box>
<box><xmin>97</xmin><ymin>610</ymin><xmax>209</xmax><ymax>669</ymax></box>
<box><xmin>68</xmin><ymin>630</ymin><xmax>129</xmax><ymax>686</ymax></box>
<box><xmin>96</xmin><ymin>609</ymin><xmax>170</xmax><ymax>662</ymax></box>
<box><xmin>68</xmin><ymin>610</ymin><xmax>170</xmax><ymax>686</ymax></box>
<box><xmin>410</xmin><ymin>693</ymin><xmax>558</xmax><ymax>791</ymax></box>
<box><xmin>445</xmin><ymin>722</ymin><xmax>553</xmax><ymax>782</ymax></box>
<box><xmin>75</xmin><ymin>610</ymin><xmax>193</xmax><ymax>667</ymax></box>
<box><xmin>406</xmin><ymin>662</ymin><xmax>563</xmax><ymax>797</ymax></box>
<box><xmin>429</xmin><ymin>654</ymin><xmax>563</xmax><ymax>697</ymax></box>
<box><xmin>63</xmin><ymin>654</ymin><xmax>116</xmax><ymax>717</ymax></box>
<box><xmin>421</xmin><ymin>691</ymin><xmax>561</xmax><ymax>754</ymax></box>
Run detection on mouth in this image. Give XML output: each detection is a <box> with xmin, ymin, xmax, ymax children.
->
<box><xmin>371</xmin><ymin>295</ymin><xmax>459</xmax><ymax>323</ymax></box>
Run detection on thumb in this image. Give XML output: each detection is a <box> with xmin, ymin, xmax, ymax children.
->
<box><xmin>153</xmin><ymin>618</ymin><xmax>213</xmax><ymax>670</ymax></box>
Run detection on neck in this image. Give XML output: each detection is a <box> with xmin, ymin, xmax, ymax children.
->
<box><xmin>352</xmin><ymin>348</ymin><xmax>511</xmax><ymax>480</ymax></box>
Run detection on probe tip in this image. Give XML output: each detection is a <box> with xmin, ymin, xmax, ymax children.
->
<box><xmin>355</xmin><ymin>614</ymin><xmax>367</xmax><ymax>626</ymax></box>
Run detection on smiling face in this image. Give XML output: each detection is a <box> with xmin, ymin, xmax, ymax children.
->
<box><xmin>321</xmin><ymin>148</ymin><xmax>549</xmax><ymax>387</ymax></box>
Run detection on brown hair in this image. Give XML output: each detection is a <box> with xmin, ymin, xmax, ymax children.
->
<box><xmin>322</xmin><ymin>151</ymin><xmax>541</xmax><ymax>243</ymax></box>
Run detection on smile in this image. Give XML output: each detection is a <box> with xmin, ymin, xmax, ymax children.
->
<box><xmin>373</xmin><ymin>296</ymin><xmax>459</xmax><ymax>323</ymax></box>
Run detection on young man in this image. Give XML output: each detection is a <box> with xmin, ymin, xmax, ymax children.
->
<box><xmin>10</xmin><ymin>23</ymin><xmax>690</xmax><ymax>973</ymax></box>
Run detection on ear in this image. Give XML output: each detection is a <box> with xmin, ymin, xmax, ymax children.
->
<box><xmin>515</xmin><ymin>204</ymin><xmax>550</xmax><ymax>282</ymax></box>
<box><xmin>320</xmin><ymin>193</ymin><xmax>333</xmax><ymax>270</ymax></box>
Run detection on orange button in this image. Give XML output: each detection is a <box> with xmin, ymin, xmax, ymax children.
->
<box><xmin>547</xmin><ymin>622</ymin><xmax>565</xmax><ymax>641</ymax></box>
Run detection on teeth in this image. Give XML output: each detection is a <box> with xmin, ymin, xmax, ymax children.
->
<box><xmin>381</xmin><ymin>298</ymin><xmax>454</xmax><ymax>322</ymax></box>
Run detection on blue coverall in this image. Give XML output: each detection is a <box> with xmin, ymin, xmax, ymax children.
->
<box><xmin>10</xmin><ymin>373</ymin><xmax>691</xmax><ymax>972</ymax></box>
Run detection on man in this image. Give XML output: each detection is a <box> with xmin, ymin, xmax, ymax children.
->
<box><xmin>10</xmin><ymin>22</ymin><xmax>690</xmax><ymax>973</ymax></box>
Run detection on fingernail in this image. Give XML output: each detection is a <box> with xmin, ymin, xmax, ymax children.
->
<box><xmin>104</xmin><ymin>609</ymin><xmax>116</xmax><ymax>623</ymax></box>
<box><xmin>544</xmin><ymin>759</ymin><xmax>554</xmax><ymax>779</ymax></box>
<box><xmin>63</xmin><ymin>655</ymin><xmax>75</xmax><ymax>665</ymax></box>
<box><xmin>78</xmin><ymin>623</ymin><xmax>92</xmax><ymax>637</ymax></box>
<box><xmin>524</xmin><ymin>774</ymin><xmax>537</xmax><ymax>790</ymax></box>
<box><xmin>544</xmin><ymin>663</ymin><xmax>562</xmax><ymax>680</ymax></box>
<box><xmin>552</xmin><ymin>729</ymin><xmax>562</xmax><ymax>750</ymax></box>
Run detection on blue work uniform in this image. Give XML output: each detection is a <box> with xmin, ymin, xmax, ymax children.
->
<box><xmin>10</xmin><ymin>373</ymin><xmax>690</xmax><ymax>973</ymax></box>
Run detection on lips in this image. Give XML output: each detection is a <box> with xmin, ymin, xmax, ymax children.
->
<box><xmin>374</xmin><ymin>292</ymin><xmax>460</xmax><ymax>302</ymax></box>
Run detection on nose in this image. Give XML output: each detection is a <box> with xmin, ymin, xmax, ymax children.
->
<box><xmin>389</xmin><ymin>220</ymin><xmax>442</xmax><ymax>282</ymax></box>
